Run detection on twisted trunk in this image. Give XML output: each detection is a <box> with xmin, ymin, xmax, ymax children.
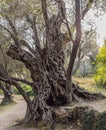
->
<box><xmin>2</xmin><ymin>0</ymin><xmax>104</xmax><ymax>126</ymax></box>
<box><xmin>6</xmin><ymin>40</ymin><xmax>105</xmax><ymax>125</ymax></box>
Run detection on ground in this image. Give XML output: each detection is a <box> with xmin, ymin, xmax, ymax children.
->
<box><xmin>0</xmin><ymin>95</ymin><xmax>106</xmax><ymax>130</ymax></box>
<box><xmin>0</xmin><ymin>77</ymin><xmax>106</xmax><ymax>130</ymax></box>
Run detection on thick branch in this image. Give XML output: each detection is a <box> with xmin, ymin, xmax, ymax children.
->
<box><xmin>0</xmin><ymin>81</ymin><xmax>11</xmax><ymax>96</ymax></box>
<box><xmin>6</xmin><ymin>45</ymin><xmax>35</xmax><ymax>68</ymax></box>
<box><xmin>75</xmin><ymin>0</ymin><xmax>81</xmax><ymax>42</ymax></box>
<box><xmin>66</xmin><ymin>0</ymin><xmax>81</xmax><ymax>101</ymax></box>
<box><xmin>12</xmin><ymin>77</ymin><xmax>33</xmax><ymax>86</ymax></box>
<box><xmin>41</xmin><ymin>0</ymin><xmax>49</xmax><ymax>29</ymax></box>
<box><xmin>0</xmin><ymin>46</ymin><xmax>9</xmax><ymax>78</ymax></box>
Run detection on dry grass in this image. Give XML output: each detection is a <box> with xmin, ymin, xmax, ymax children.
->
<box><xmin>73</xmin><ymin>77</ymin><xmax>106</xmax><ymax>96</ymax></box>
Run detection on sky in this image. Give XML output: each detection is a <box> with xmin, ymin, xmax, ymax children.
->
<box><xmin>83</xmin><ymin>9</ymin><xmax>106</xmax><ymax>47</ymax></box>
<box><xmin>96</xmin><ymin>14</ymin><xmax>106</xmax><ymax>46</ymax></box>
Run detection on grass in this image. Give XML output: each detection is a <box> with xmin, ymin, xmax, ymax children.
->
<box><xmin>73</xmin><ymin>76</ymin><xmax>106</xmax><ymax>96</ymax></box>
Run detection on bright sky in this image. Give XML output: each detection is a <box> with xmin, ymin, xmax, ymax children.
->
<box><xmin>83</xmin><ymin>9</ymin><xmax>106</xmax><ymax>47</ymax></box>
<box><xmin>96</xmin><ymin>14</ymin><xmax>106</xmax><ymax>46</ymax></box>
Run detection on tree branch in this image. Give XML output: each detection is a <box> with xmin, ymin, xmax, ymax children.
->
<box><xmin>66</xmin><ymin>0</ymin><xmax>81</xmax><ymax>101</ymax></box>
<box><xmin>5</xmin><ymin>15</ymin><xmax>19</xmax><ymax>46</ymax></box>
<box><xmin>82</xmin><ymin>0</ymin><xmax>94</xmax><ymax>19</ymax></box>
<box><xmin>12</xmin><ymin>77</ymin><xmax>33</xmax><ymax>86</ymax></box>
<box><xmin>0</xmin><ymin>24</ymin><xmax>15</xmax><ymax>40</ymax></box>
<box><xmin>26</xmin><ymin>15</ymin><xmax>41</xmax><ymax>51</ymax></box>
<box><xmin>19</xmin><ymin>40</ymin><xmax>36</xmax><ymax>55</ymax></box>
<box><xmin>41</xmin><ymin>0</ymin><xmax>49</xmax><ymax>29</ymax></box>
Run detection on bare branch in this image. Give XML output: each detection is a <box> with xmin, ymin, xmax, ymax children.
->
<box><xmin>82</xmin><ymin>0</ymin><xmax>94</xmax><ymax>19</ymax></box>
<box><xmin>64</xmin><ymin>19</ymin><xmax>74</xmax><ymax>43</ymax></box>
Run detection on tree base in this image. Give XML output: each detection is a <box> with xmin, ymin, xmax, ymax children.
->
<box><xmin>21</xmin><ymin>84</ymin><xmax>105</xmax><ymax>128</ymax></box>
<box><xmin>1</xmin><ymin>96</ymin><xmax>13</xmax><ymax>105</ymax></box>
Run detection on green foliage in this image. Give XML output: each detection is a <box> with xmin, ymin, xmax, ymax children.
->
<box><xmin>77</xmin><ymin>107</ymin><xmax>106</xmax><ymax>130</ymax></box>
<box><xmin>13</xmin><ymin>85</ymin><xmax>34</xmax><ymax>96</ymax></box>
<box><xmin>93</xmin><ymin>112</ymin><xmax>106</xmax><ymax>130</ymax></box>
<box><xmin>94</xmin><ymin>41</ymin><xmax>106</xmax><ymax>87</ymax></box>
<box><xmin>0</xmin><ymin>89</ymin><xmax>3</xmax><ymax>94</ymax></box>
<box><xmin>82</xmin><ymin>110</ymin><xmax>95</xmax><ymax>130</ymax></box>
<box><xmin>77</xmin><ymin>107</ymin><xmax>96</xmax><ymax>130</ymax></box>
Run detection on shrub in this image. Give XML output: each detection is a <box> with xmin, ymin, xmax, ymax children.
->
<box><xmin>93</xmin><ymin>112</ymin><xmax>106</xmax><ymax>130</ymax></box>
<box><xmin>13</xmin><ymin>84</ymin><xmax>34</xmax><ymax>96</ymax></box>
<box><xmin>94</xmin><ymin>41</ymin><xmax>106</xmax><ymax>87</ymax></box>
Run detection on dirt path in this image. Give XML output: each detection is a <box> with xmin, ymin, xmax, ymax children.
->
<box><xmin>84</xmin><ymin>99</ymin><xmax>106</xmax><ymax>112</ymax></box>
<box><xmin>0</xmin><ymin>96</ymin><xmax>106</xmax><ymax>130</ymax></box>
<box><xmin>0</xmin><ymin>98</ymin><xmax>26</xmax><ymax>130</ymax></box>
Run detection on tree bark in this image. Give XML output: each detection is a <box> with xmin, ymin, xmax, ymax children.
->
<box><xmin>66</xmin><ymin>0</ymin><xmax>81</xmax><ymax>102</ymax></box>
<box><xmin>0</xmin><ymin>64</ymin><xmax>12</xmax><ymax>105</ymax></box>
<box><xmin>0</xmin><ymin>0</ymin><xmax>104</xmax><ymax>126</ymax></box>
<box><xmin>0</xmin><ymin>82</ymin><xmax>12</xmax><ymax>105</ymax></box>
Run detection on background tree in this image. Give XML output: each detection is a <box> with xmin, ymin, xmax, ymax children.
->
<box><xmin>0</xmin><ymin>29</ymin><xmax>13</xmax><ymax>104</ymax></box>
<box><xmin>0</xmin><ymin>23</ymin><xmax>28</xmax><ymax>104</ymax></box>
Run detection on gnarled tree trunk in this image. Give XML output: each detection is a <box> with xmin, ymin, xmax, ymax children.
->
<box><xmin>0</xmin><ymin>0</ymin><xmax>104</xmax><ymax>126</ymax></box>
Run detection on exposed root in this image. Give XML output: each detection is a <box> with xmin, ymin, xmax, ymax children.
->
<box><xmin>72</xmin><ymin>83</ymin><xmax>105</xmax><ymax>101</ymax></box>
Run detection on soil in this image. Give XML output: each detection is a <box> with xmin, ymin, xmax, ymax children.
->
<box><xmin>0</xmin><ymin>95</ymin><xmax>106</xmax><ymax>130</ymax></box>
